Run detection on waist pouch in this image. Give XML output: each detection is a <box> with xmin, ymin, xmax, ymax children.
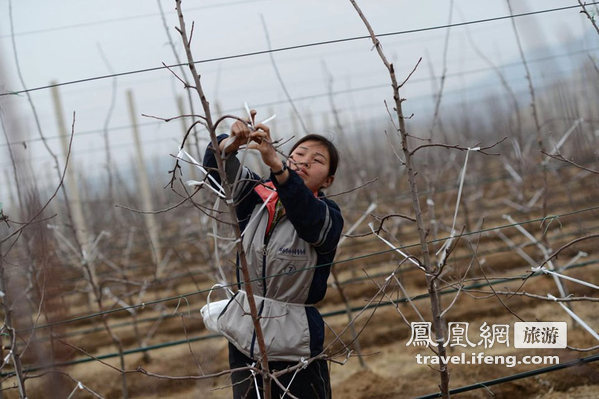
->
<box><xmin>217</xmin><ymin>290</ymin><xmax>312</xmax><ymax>362</ymax></box>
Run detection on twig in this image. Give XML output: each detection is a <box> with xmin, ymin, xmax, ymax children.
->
<box><xmin>325</xmin><ymin>276</ymin><xmax>389</xmax><ymax>358</ymax></box>
<box><xmin>2</xmin><ymin>214</ymin><xmax>57</xmax><ymax>227</ymax></box>
<box><xmin>379</xmin><ymin>266</ymin><xmax>426</xmax><ymax>325</ymax></box>
<box><xmin>329</xmin><ymin>203</ymin><xmax>371</xmax><ymax>368</ymax></box>
<box><xmin>271</xmin><ymin>374</ymin><xmax>301</xmax><ymax>399</ymax></box>
<box><xmin>539</xmin><ymin>234</ymin><xmax>599</xmax><ymax>268</ymax></box>
<box><xmin>471</xmin><ymin>240</ymin><xmax>525</xmax><ymax>320</ymax></box>
<box><xmin>179</xmin><ymin>314</ymin><xmax>204</xmax><ymax>374</ymax></box>
<box><xmin>541</xmin><ymin>151</ymin><xmax>599</xmax><ymax>174</ymax></box>
<box><xmin>409</xmin><ymin>137</ymin><xmax>506</xmax><ymax>156</ymax></box>
<box><xmin>399</xmin><ymin>57</ymin><xmax>423</xmax><ymax>88</ymax></box>
<box><xmin>260</xmin><ymin>14</ymin><xmax>308</xmax><ymax>133</ymax></box>
<box><xmin>56</xmin><ymin>338</ymin><xmax>125</xmax><ymax>374</ymax></box>
<box><xmin>137</xmin><ymin>365</ymin><xmax>254</xmax><ymax>380</ymax></box>
<box><xmin>0</xmin><ymin>94</ymin><xmax>24</xmax><ymax>213</ymax></box>
<box><xmin>506</xmin><ymin>0</ymin><xmax>548</xmax><ymax>220</ymax></box>
<box><xmin>0</xmin><ymin>113</ymin><xmax>76</xmax><ymax>245</ymax></box>
<box><xmin>468</xmin><ymin>290</ymin><xmax>599</xmax><ymax>302</ymax></box>
<box><xmin>166</xmin><ymin>120</ymin><xmax>206</xmax><ymax>188</ymax></box>
<box><xmin>158</xmin><ymin>0</ymin><xmax>205</xmax><ymax>158</ymax></box>
<box><xmin>370</xmin><ymin>213</ymin><xmax>416</xmax><ymax>235</ymax></box>
<box><xmin>463</xmin><ymin>18</ymin><xmax>523</xmax><ymax>145</ymax></box>
<box><xmin>383</xmin><ymin>127</ymin><xmax>405</xmax><ymax>164</ymax></box>
<box><xmin>116</xmin><ymin>187</ymin><xmax>201</xmax><ymax>214</ymax></box>
<box><xmin>162</xmin><ymin>61</ymin><xmax>195</xmax><ymax>89</ymax></box>
<box><xmin>97</xmin><ymin>43</ymin><xmax>119</xmax><ymax>210</ymax></box>
<box><xmin>326</xmin><ymin>177</ymin><xmax>378</xmax><ymax>198</ymax></box>
<box><xmin>578</xmin><ymin>1</ymin><xmax>599</xmax><ymax>34</ymax></box>
<box><xmin>429</xmin><ymin>0</ymin><xmax>454</xmax><ymax>141</ymax></box>
<box><xmin>142</xmin><ymin>112</ymin><xmax>206</xmax><ymax>123</ymax></box>
<box><xmin>9</xmin><ymin>0</ymin><xmax>82</xmax><ymax>250</ymax></box>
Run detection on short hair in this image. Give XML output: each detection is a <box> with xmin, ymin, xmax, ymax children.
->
<box><xmin>289</xmin><ymin>134</ymin><xmax>339</xmax><ymax>176</ymax></box>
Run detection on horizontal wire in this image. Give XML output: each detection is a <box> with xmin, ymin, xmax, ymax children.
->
<box><xmin>5</xmin><ymin>258</ymin><xmax>597</xmax><ymax>377</ymax></box>
<box><xmin>0</xmin><ymin>0</ymin><xmax>269</xmax><ymax>39</ymax></box>
<box><xmin>4</xmin><ymin>145</ymin><xmax>596</xmax><ymax>302</ymax></box>
<box><xmin>3</xmin><ymin>118</ymin><xmax>597</xmax><ymax>217</ymax></box>
<box><xmin>56</xmin><ymin>189</ymin><xmax>599</xmax><ymax>291</ymax></box>
<box><xmin>48</xmin><ymin>254</ymin><xmax>599</xmax><ymax>343</ymax></box>
<box><xmin>48</xmin><ymin>198</ymin><xmax>598</xmax><ymax>322</ymax></box>
<box><xmin>16</xmin><ymin>203</ymin><xmax>599</xmax><ymax>333</ymax></box>
<box><xmin>2</xmin><ymin>45</ymin><xmax>597</xmax><ymax>150</ymax></box>
<box><xmin>36</xmin><ymin>156</ymin><xmax>597</xmax><ymax>302</ymax></box>
<box><xmin>1</xmin><ymin>2</ymin><xmax>595</xmax><ymax>98</ymax></box>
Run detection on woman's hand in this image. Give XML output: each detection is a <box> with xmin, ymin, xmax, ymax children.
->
<box><xmin>219</xmin><ymin>110</ymin><xmax>257</xmax><ymax>154</ymax></box>
<box><xmin>220</xmin><ymin>110</ymin><xmax>287</xmax><ymax>181</ymax></box>
<box><xmin>247</xmin><ymin>124</ymin><xmax>281</xmax><ymax>170</ymax></box>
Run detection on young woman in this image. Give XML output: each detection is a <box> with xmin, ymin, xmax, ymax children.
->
<box><xmin>203</xmin><ymin>115</ymin><xmax>343</xmax><ymax>398</ymax></box>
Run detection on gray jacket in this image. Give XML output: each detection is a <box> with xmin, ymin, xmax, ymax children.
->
<box><xmin>204</xmin><ymin>136</ymin><xmax>343</xmax><ymax>361</ymax></box>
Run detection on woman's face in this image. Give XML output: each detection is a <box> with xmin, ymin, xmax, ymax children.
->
<box><xmin>287</xmin><ymin>140</ymin><xmax>334</xmax><ymax>193</ymax></box>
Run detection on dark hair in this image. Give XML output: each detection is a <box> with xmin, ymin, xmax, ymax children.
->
<box><xmin>289</xmin><ymin>134</ymin><xmax>339</xmax><ymax>176</ymax></box>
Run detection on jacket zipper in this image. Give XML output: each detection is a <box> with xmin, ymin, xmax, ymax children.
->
<box><xmin>250</xmin><ymin>214</ymin><xmax>285</xmax><ymax>359</ymax></box>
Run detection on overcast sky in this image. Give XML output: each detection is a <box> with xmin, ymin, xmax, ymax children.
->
<box><xmin>0</xmin><ymin>0</ymin><xmax>596</xmax><ymax>204</ymax></box>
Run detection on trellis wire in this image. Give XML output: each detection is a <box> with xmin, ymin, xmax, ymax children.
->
<box><xmin>50</xmin><ymin>195</ymin><xmax>597</xmax><ymax>300</ymax></box>
<box><xmin>56</xmin><ymin>175</ymin><xmax>598</xmax><ymax>292</ymax></box>
<box><xmin>2</xmin><ymin>3</ymin><xmax>596</xmax><ymax>98</ymax></box>
<box><xmin>16</xmin><ymin>204</ymin><xmax>599</xmax><ymax>333</ymax></box>
<box><xmin>1</xmin><ymin>47</ymin><xmax>597</xmax><ymax>153</ymax></box>
<box><xmin>4</xmin><ymin>257</ymin><xmax>597</xmax><ymax>377</ymax></box>
<box><xmin>28</xmin><ymin>256</ymin><xmax>599</xmax><ymax>344</ymax></box>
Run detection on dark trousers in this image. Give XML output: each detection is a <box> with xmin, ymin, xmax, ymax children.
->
<box><xmin>228</xmin><ymin>343</ymin><xmax>331</xmax><ymax>399</ymax></box>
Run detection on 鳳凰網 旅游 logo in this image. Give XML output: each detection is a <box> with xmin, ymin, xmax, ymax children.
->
<box><xmin>406</xmin><ymin>321</ymin><xmax>567</xmax><ymax>349</ymax></box>
<box><xmin>407</xmin><ymin>321</ymin><xmax>565</xmax><ymax>368</ymax></box>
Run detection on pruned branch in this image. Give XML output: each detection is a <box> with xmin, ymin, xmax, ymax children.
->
<box><xmin>368</xmin><ymin>212</ymin><xmax>416</xmax><ymax>236</ymax></box>
<box><xmin>166</xmin><ymin>120</ymin><xmax>207</xmax><ymax>188</ymax></box>
<box><xmin>326</xmin><ymin>177</ymin><xmax>378</xmax><ymax>199</ymax></box>
<box><xmin>578</xmin><ymin>1</ymin><xmax>599</xmax><ymax>34</ymax></box>
<box><xmin>142</xmin><ymin>112</ymin><xmax>206</xmax><ymax>123</ymax></box>
<box><xmin>116</xmin><ymin>187</ymin><xmax>201</xmax><ymax>215</ymax></box>
<box><xmin>539</xmin><ymin>234</ymin><xmax>599</xmax><ymax>268</ymax></box>
<box><xmin>468</xmin><ymin>290</ymin><xmax>599</xmax><ymax>302</ymax></box>
<box><xmin>399</xmin><ymin>57</ymin><xmax>423</xmax><ymax>88</ymax></box>
<box><xmin>162</xmin><ymin>61</ymin><xmax>196</xmax><ymax>89</ymax></box>
<box><xmin>541</xmin><ymin>151</ymin><xmax>599</xmax><ymax>174</ymax></box>
<box><xmin>260</xmin><ymin>14</ymin><xmax>308</xmax><ymax>133</ymax></box>
<box><xmin>137</xmin><ymin>365</ymin><xmax>254</xmax><ymax>380</ymax></box>
<box><xmin>410</xmin><ymin>137</ymin><xmax>507</xmax><ymax>156</ymax></box>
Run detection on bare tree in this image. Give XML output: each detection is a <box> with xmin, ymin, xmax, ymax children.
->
<box><xmin>347</xmin><ymin>1</ymin><xmax>451</xmax><ymax>396</ymax></box>
<box><xmin>171</xmin><ymin>1</ymin><xmax>274</xmax><ymax>396</ymax></box>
